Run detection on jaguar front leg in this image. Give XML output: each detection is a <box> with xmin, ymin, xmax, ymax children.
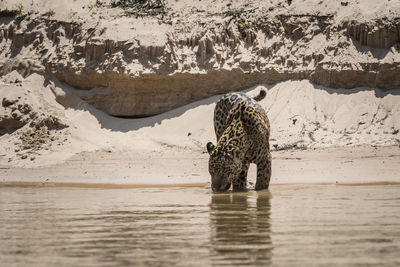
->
<box><xmin>232</xmin><ymin>162</ymin><xmax>250</xmax><ymax>191</ymax></box>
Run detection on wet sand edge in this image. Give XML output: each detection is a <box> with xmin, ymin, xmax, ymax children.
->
<box><xmin>1</xmin><ymin>181</ymin><xmax>400</xmax><ymax>189</ymax></box>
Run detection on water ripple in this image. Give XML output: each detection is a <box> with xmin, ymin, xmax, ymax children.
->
<box><xmin>0</xmin><ymin>185</ymin><xmax>399</xmax><ymax>266</ymax></box>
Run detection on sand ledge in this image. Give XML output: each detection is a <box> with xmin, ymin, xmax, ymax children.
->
<box><xmin>1</xmin><ymin>145</ymin><xmax>399</xmax><ymax>186</ymax></box>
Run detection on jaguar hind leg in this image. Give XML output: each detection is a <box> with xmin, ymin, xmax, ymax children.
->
<box><xmin>255</xmin><ymin>156</ymin><xmax>271</xmax><ymax>191</ymax></box>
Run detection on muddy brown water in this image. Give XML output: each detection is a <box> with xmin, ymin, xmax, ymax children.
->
<box><xmin>0</xmin><ymin>185</ymin><xmax>399</xmax><ymax>266</ymax></box>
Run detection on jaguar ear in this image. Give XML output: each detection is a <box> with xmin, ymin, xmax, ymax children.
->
<box><xmin>206</xmin><ymin>142</ymin><xmax>215</xmax><ymax>154</ymax></box>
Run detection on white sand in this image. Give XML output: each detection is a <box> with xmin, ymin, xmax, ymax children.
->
<box><xmin>1</xmin><ymin>72</ymin><xmax>400</xmax><ymax>186</ymax></box>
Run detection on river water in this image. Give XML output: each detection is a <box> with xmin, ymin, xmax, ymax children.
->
<box><xmin>0</xmin><ymin>185</ymin><xmax>399</xmax><ymax>266</ymax></box>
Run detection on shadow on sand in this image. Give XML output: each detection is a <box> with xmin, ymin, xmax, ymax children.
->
<box><xmin>51</xmin><ymin>77</ymin><xmax>400</xmax><ymax>133</ymax></box>
<box><xmin>51</xmin><ymin>77</ymin><xmax>223</xmax><ymax>132</ymax></box>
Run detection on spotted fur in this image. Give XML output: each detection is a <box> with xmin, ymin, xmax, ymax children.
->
<box><xmin>207</xmin><ymin>90</ymin><xmax>271</xmax><ymax>192</ymax></box>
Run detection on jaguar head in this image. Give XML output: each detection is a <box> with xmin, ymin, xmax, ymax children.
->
<box><xmin>207</xmin><ymin>142</ymin><xmax>242</xmax><ymax>192</ymax></box>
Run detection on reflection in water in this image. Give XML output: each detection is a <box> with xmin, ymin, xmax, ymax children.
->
<box><xmin>210</xmin><ymin>191</ymin><xmax>272</xmax><ymax>265</ymax></box>
<box><xmin>1</xmin><ymin>185</ymin><xmax>400</xmax><ymax>266</ymax></box>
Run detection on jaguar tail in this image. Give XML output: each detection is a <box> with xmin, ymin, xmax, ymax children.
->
<box><xmin>253</xmin><ymin>89</ymin><xmax>266</xmax><ymax>102</ymax></box>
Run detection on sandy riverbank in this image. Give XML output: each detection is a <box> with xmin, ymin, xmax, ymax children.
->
<box><xmin>1</xmin><ymin>73</ymin><xmax>400</xmax><ymax>188</ymax></box>
<box><xmin>1</xmin><ymin>145</ymin><xmax>399</xmax><ymax>188</ymax></box>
